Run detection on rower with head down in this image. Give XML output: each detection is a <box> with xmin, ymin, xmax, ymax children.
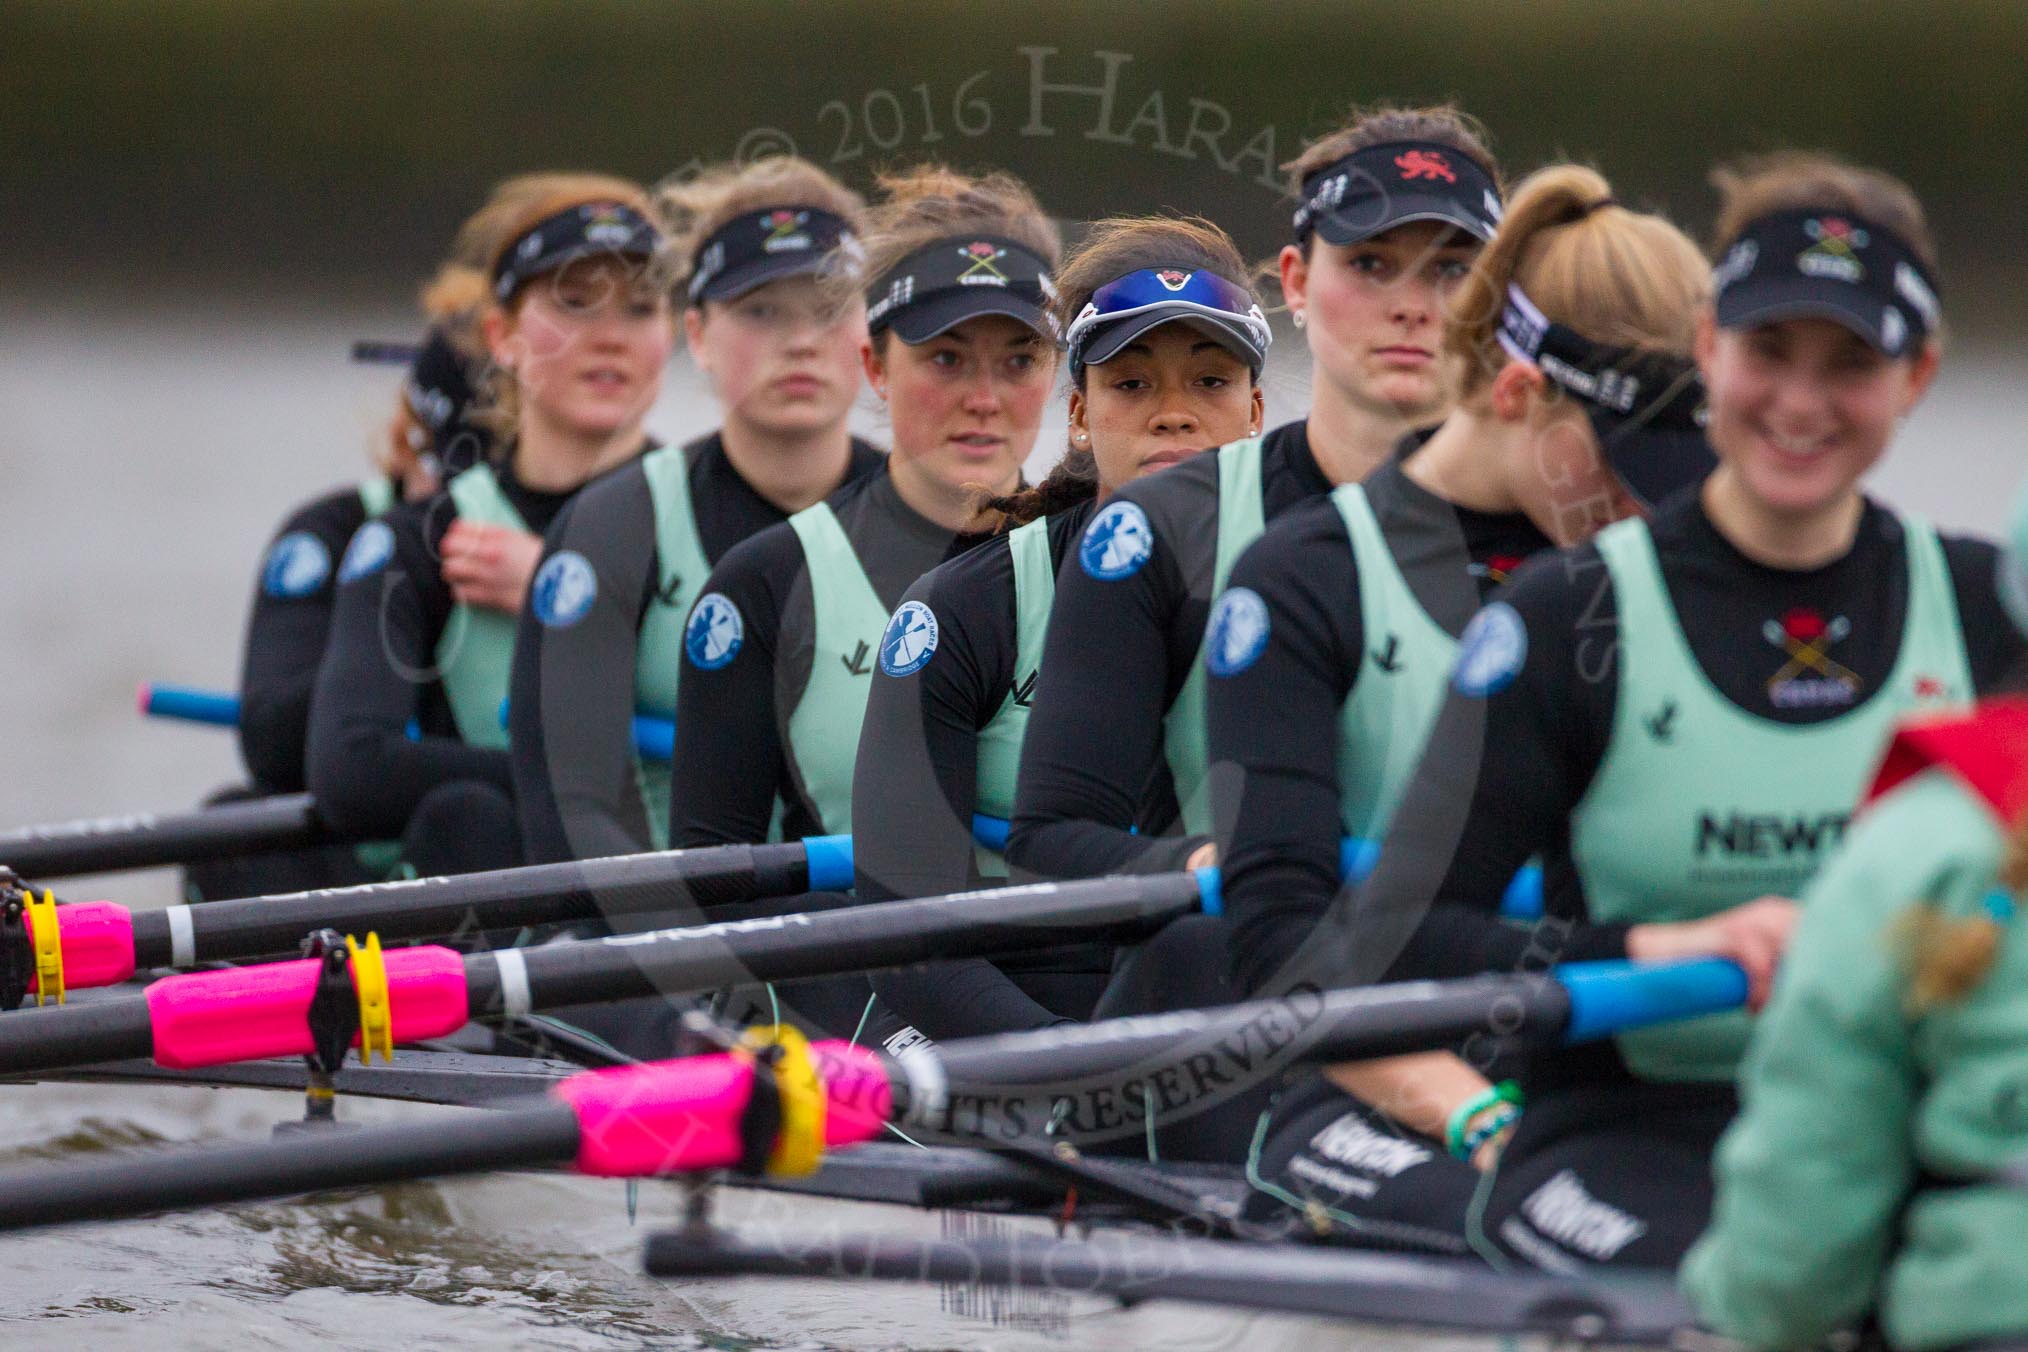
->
<box><xmin>1346</xmin><ymin>151</ymin><xmax>2025</xmax><ymax>1271</ymax></box>
<box><xmin>307</xmin><ymin>173</ymin><xmax>675</xmax><ymax>877</ymax></box>
<box><xmin>851</xmin><ymin>215</ymin><xmax>1269</xmax><ymax>1043</ymax></box>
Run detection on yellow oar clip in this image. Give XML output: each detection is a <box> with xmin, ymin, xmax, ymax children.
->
<box><xmin>741</xmin><ymin>1024</ymin><xmax>827</xmax><ymax>1177</ymax></box>
<box><xmin>346</xmin><ymin>932</ymin><xmax>394</xmax><ymax>1065</ymax></box>
<box><xmin>25</xmin><ymin>889</ymin><xmax>62</xmax><ymax>1006</ymax></box>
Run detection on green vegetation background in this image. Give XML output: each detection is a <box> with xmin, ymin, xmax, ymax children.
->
<box><xmin>7</xmin><ymin>1</ymin><xmax>2020</xmax><ymax>330</ymax></box>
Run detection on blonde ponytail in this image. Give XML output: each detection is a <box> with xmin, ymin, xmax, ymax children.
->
<box><xmin>1444</xmin><ymin>164</ymin><xmax>1708</xmax><ymax>396</ymax></box>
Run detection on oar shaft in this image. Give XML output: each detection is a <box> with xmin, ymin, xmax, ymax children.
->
<box><xmin>128</xmin><ymin>840</ymin><xmax>818</xmax><ymax>968</ymax></box>
<box><xmin>0</xmin><ymin>997</ymin><xmax>153</xmax><ymax>1072</ymax></box>
<box><xmin>0</xmin><ymin>1100</ymin><xmax>581</xmax><ymax>1232</ymax></box>
<box><xmin>0</xmin><ymin>794</ymin><xmax>330</xmax><ymax>880</ymax></box>
<box><xmin>466</xmin><ymin>872</ymin><xmax>1207</xmax><ymax>1016</ymax></box>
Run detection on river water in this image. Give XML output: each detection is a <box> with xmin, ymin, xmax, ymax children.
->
<box><xmin>0</xmin><ymin>299</ymin><xmax>2021</xmax><ymax>1348</ymax></box>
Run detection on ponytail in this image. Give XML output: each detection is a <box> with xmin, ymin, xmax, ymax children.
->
<box><xmin>1444</xmin><ymin>164</ymin><xmax>1708</xmax><ymax>396</ymax></box>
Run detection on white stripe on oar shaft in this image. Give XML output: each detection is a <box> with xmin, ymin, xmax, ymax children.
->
<box><xmin>493</xmin><ymin>949</ymin><xmax>532</xmax><ymax>1018</ymax></box>
<box><xmin>165</xmin><ymin>905</ymin><xmax>194</xmax><ymax>968</ymax></box>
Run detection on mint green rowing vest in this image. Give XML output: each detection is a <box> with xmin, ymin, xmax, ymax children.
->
<box><xmin>784</xmin><ymin>503</ymin><xmax>893</xmax><ymax>836</ymax></box>
<box><xmin>357</xmin><ymin>477</ymin><xmax>396</xmax><ymax>519</ymax></box>
<box><xmin>633</xmin><ymin>446</ymin><xmax>714</xmax><ymax>845</ymax></box>
<box><xmin>435</xmin><ymin>463</ymin><xmax>532</xmax><ymax>750</ymax></box>
<box><xmin>1570</xmin><ymin>513</ymin><xmax>1972</xmax><ymax>1083</ymax></box>
<box><xmin>1331</xmin><ymin>483</ymin><xmax>1462</xmax><ymax>841</ymax></box>
<box><xmin>971</xmin><ymin>515</ymin><xmax>1057</xmax><ymax>877</ymax></box>
<box><xmin>1165</xmin><ymin>437</ymin><xmax>1267</xmax><ymax>834</ymax></box>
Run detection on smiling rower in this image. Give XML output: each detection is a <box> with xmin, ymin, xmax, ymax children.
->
<box><xmin>1344</xmin><ymin>152</ymin><xmax>2026</xmax><ymax>1270</ymax></box>
<box><xmin>308</xmin><ymin>175</ymin><xmax>671</xmax><ymax>878</ymax></box>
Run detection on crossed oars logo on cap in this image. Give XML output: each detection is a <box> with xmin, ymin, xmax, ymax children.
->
<box><xmin>957</xmin><ymin>241</ymin><xmax>1009</xmax><ymax>282</ymax></box>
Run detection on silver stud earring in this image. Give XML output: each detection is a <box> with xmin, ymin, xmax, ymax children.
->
<box><xmin>1292</xmin><ymin>311</ymin><xmax>1306</xmax><ymax>330</ymax></box>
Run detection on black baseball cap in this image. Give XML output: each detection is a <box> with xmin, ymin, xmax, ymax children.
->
<box><xmin>687</xmin><ymin>206</ymin><xmax>858</xmax><ymax>304</ymax></box>
<box><xmin>864</xmin><ymin>235</ymin><xmax>1057</xmax><ymax>343</ymax></box>
<box><xmin>1712</xmin><ymin>208</ymin><xmax>1941</xmax><ymax>357</ymax></box>
<box><xmin>491</xmin><ymin>201</ymin><xmax>663</xmax><ymax>303</ymax></box>
<box><xmin>1498</xmin><ymin>283</ymin><xmax>1714</xmax><ymax>508</ymax></box>
<box><xmin>1293</xmin><ymin>141</ymin><xmax>1503</xmax><ymax>246</ymax></box>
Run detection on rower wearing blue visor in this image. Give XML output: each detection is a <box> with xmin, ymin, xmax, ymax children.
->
<box><xmin>850</xmin><ymin>220</ymin><xmax>1270</xmax><ymax>1148</ymax></box>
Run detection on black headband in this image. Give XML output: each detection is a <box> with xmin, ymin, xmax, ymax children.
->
<box><xmin>1293</xmin><ymin>140</ymin><xmax>1503</xmax><ymax>246</ymax></box>
<box><xmin>687</xmin><ymin>206</ymin><xmax>858</xmax><ymax>304</ymax></box>
<box><xmin>491</xmin><ymin>201</ymin><xmax>662</xmax><ymax>303</ymax></box>
<box><xmin>864</xmin><ymin>235</ymin><xmax>1058</xmax><ymax>343</ymax></box>
<box><xmin>1712</xmin><ymin>207</ymin><xmax>1940</xmax><ymax>357</ymax></box>
<box><xmin>1499</xmin><ymin>282</ymin><xmax>1713</xmax><ymax>507</ymax></box>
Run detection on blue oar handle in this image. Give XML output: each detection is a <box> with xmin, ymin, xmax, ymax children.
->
<box><xmin>499</xmin><ymin>699</ymin><xmax>673</xmax><ymax>763</ymax></box>
<box><xmin>1554</xmin><ymin>958</ymin><xmax>1749</xmax><ymax>1043</ymax></box>
<box><xmin>969</xmin><ymin>817</ymin><xmax>1543</xmax><ymax>920</ymax></box>
<box><xmin>137</xmin><ymin>683</ymin><xmax>239</xmax><ymax>727</ymax></box>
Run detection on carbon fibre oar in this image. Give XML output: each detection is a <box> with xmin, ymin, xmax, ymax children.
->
<box><xmin>645</xmin><ymin>1227</ymin><xmax>1695</xmax><ymax>1339</ymax></box>
<box><xmin>6</xmin><ymin>834</ymin><xmax>856</xmax><ymax>999</ymax></box>
<box><xmin>131</xmin><ymin>687</ymin><xmax>1548</xmax><ymax>914</ymax></box>
<box><xmin>0</xmin><ymin>958</ymin><xmax>1744</xmax><ymax>1233</ymax></box>
<box><xmin>0</xmin><ymin>871</ymin><xmax>1216</xmax><ymax>1074</ymax></box>
<box><xmin>0</xmin><ymin>793</ymin><xmax>335</xmax><ymax>881</ymax></box>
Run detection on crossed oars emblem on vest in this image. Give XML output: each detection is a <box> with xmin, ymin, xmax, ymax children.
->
<box><xmin>1762</xmin><ymin>609</ymin><xmax>1858</xmax><ymax>691</ymax></box>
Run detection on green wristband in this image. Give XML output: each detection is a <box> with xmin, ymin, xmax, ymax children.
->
<box><xmin>1445</xmin><ymin>1080</ymin><xmax>1524</xmax><ymax>1159</ymax></box>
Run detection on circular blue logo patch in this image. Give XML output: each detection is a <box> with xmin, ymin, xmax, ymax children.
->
<box><xmin>1451</xmin><ymin>602</ymin><xmax>1528</xmax><ymax>697</ymax></box>
<box><xmin>684</xmin><ymin>592</ymin><xmax>745</xmax><ymax>670</ymax></box>
<box><xmin>261</xmin><ymin>531</ymin><xmax>331</xmax><ymax>599</ymax></box>
<box><xmin>879</xmin><ymin>600</ymin><xmax>940</xmax><ymax>677</ymax></box>
<box><xmin>1079</xmin><ymin>500</ymin><xmax>1155</xmax><ymax>581</ymax></box>
<box><xmin>337</xmin><ymin>520</ymin><xmax>395</xmax><ymax>583</ymax></box>
<box><xmin>1205</xmin><ymin>587</ymin><xmax>1270</xmax><ymax>677</ymax></box>
<box><xmin>531</xmin><ymin>550</ymin><xmax>598</xmax><ymax>629</ymax></box>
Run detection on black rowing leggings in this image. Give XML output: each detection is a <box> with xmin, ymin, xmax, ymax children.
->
<box><xmin>1241</xmin><ymin>1072</ymin><xmax>1479</xmax><ymax>1255</ymax></box>
<box><xmin>1478</xmin><ymin>1081</ymin><xmax>1735</xmax><ymax>1272</ymax></box>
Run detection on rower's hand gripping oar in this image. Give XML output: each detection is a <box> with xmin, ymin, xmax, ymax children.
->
<box><xmin>0</xmin><ymin>958</ymin><xmax>1743</xmax><ymax>1234</ymax></box>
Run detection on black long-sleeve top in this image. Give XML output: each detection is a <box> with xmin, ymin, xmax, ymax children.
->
<box><xmin>667</xmin><ymin>466</ymin><xmax>993</xmax><ymax>849</ymax></box>
<box><xmin>1208</xmin><ymin>454</ymin><xmax>1553</xmax><ymax>998</ymax></box>
<box><xmin>306</xmin><ymin>453</ymin><xmax>623</xmax><ymax>839</ymax></box>
<box><xmin>1007</xmin><ymin>420</ymin><xmax>1334</xmax><ymax>881</ymax></box>
<box><xmin>509</xmin><ymin>435</ymin><xmax>883</xmax><ymax>864</ymax></box>
<box><xmin>854</xmin><ymin>499</ymin><xmax>1131</xmax><ymax>1038</ymax></box>
<box><xmin>237</xmin><ymin>482</ymin><xmax>392</xmax><ymax>791</ymax></box>
<box><xmin>1332</xmin><ymin>490</ymin><xmax>2025</xmax><ymax>1094</ymax></box>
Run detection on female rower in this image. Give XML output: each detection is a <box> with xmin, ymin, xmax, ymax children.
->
<box><xmin>851</xmin><ymin>216</ymin><xmax>1269</xmax><ymax>1041</ymax></box>
<box><xmin>185</xmin><ymin>324</ymin><xmax>493</xmax><ymax>902</ymax></box>
<box><xmin>508</xmin><ymin>157</ymin><xmax>882</xmax><ymax>866</ymax></box>
<box><xmin>241</xmin><ymin>328</ymin><xmax>489</xmax><ymax>801</ymax></box>
<box><xmin>666</xmin><ymin>165</ymin><xmax>1059</xmax><ymax>857</ymax></box>
<box><xmin>308</xmin><ymin>173</ymin><xmax>672</xmax><ymax>878</ymax></box>
<box><xmin>1207</xmin><ymin>165</ymin><xmax>1715</xmax><ymax>1251</ymax></box>
<box><xmin>1346</xmin><ymin>152</ymin><xmax>2026</xmax><ymax>1269</ymax></box>
<box><xmin>1007</xmin><ymin>103</ymin><xmax>1503</xmax><ymax>884</ymax></box>
<box><xmin>1683</xmin><ymin>488</ymin><xmax>2028</xmax><ymax>1349</ymax></box>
